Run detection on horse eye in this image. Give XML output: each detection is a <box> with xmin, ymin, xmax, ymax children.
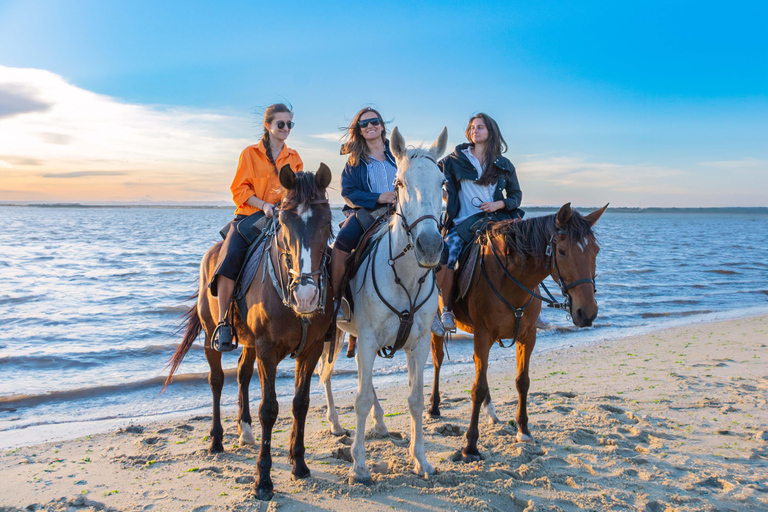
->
<box><xmin>558</xmin><ymin>249</ymin><xmax>566</xmax><ymax>256</ymax></box>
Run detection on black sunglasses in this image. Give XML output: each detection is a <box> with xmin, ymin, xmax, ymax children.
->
<box><xmin>358</xmin><ymin>118</ymin><xmax>382</xmax><ymax>129</ymax></box>
<box><xmin>276</xmin><ymin>121</ymin><xmax>295</xmax><ymax>129</ymax></box>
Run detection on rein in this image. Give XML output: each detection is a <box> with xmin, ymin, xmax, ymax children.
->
<box><xmin>264</xmin><ymin>199</ymin><xmax>332</xmax><ymax>358</ymax></box>
<box><xmin>480</xmin><ymin>227</ymin><xmax>596</xmax><ymax>348</ymax></box>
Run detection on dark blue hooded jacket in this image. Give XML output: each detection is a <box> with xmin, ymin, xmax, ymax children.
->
<box><xmin>340</xmin><ymin>140</ymin><xmax>396</xmax><ymax>216</ymax></box>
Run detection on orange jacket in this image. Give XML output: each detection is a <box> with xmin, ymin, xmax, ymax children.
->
<box><xmin>230</xmin><ymin>140</ymin><xmax>304</xmax><ymax>216</ymax></box>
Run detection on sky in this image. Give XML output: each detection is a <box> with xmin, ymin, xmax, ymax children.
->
<box><xmin>0</xmin><ymin>0</ymin><xmax>766</xmax><ymax>207</ymax></box>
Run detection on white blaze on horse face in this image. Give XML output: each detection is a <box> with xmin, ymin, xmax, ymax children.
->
<box><xmin>293</xmin><ymin>207</ymin><xmax>318</xmax><ymax>312</ymax></box>
<box><xmin>577</xmin><ymin>237</ymin><xmax>590</xmax><ymax>253</ymax></box>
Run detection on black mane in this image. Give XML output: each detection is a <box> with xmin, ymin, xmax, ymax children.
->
<box><xmin>489</xmin><ymin>210</ymin><xmax>595</xmax><ymax>258</ymax></box>
<box><xmin>281</xmin><ymin>172</ymin><xmax>321</xmax><ymax>211</ymax></box>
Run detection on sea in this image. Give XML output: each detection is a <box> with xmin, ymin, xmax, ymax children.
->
<box><xmin>1</xmin><ymin>205</ymin><xmax>767</xmax><ymax>449</ymax></box>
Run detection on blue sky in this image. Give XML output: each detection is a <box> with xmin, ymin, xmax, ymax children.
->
<box><xmin>0</xmin><ymin>0</ymin><xmax>766</xmax><ymax>206</ymax></box>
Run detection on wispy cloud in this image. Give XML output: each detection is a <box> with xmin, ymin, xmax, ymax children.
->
<box><xmin>41</xmin><ymin>170</ymin><xmax>128</xmax><ymax>178</ymax></box>
<box><xmin>309</xmin><ymin>132</ymin><xmax>344</xmax><ymax>142</ymax></box>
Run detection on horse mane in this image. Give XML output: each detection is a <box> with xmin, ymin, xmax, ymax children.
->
<box><xmin>281</xmin><ymin>172</ymin><xmax>321</xmax><ymax>212</ymax></box>
<box><xmin>489</xmin><ymin>210</ymin><xmax>595</xmax><ymax>258</ymax></box>
<box><xmin>406</xmin><ymin>147</ymin><xmax>434</xmax><ymax>161</ymax></box>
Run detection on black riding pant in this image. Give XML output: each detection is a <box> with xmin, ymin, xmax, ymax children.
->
<box><xmin>209</xmin><ymin>214</ymin><xmax>249</xmax><ymax>297</ymax></box>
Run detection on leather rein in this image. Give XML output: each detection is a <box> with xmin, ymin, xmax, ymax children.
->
<box><xmin>480</xmin><ymin>228</ymin><xmax>596</xmax><ymax>348</ymax></box>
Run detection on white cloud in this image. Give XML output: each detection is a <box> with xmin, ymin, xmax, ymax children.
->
<box><xmin>308</xmin><ymin>132</ymin><xmax>344</xmax><ymax>142</ymax></box>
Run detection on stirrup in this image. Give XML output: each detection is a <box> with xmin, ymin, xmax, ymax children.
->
<box><xmin>441</xmin><ymin>310</ymin><xmax>457</xmax><ymax>333</ymax></box>
<box><xmin>336</xmin><ymin>296</ymin><xmax>352</xmax><ymax>323</ymax></box>
<box><xmin>430</xmin><ymin>312</ymin><xmax>446</xmax><ymax>337</ymax></box>
<box><xmin>212</xmin><ymin>321</ymin><xmax>238</xmax><ymax>352</ymax></box>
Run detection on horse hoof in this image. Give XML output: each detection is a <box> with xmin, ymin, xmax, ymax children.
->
<box><xmin>239</xmin><ymin>421</ymin><xmax>256</xmax><ymax>445</ymax></box>
<box><xmin>330</xmin><ymin>427</ymin><xmax>349</xmax><ymax>437</ymax></box>
<box><xmin>209</xmin><ymin>443</ymin><xmax>224</xmax><ymax>454</ymax></box>
<box><xmin>291</xmin><ymin>469</ymin><xmax>311</xmax><ymax>481</ymax></box>
<box><xmin>516</xmin><ymin>431</ymin><xmax>534</xmax><ymax>443</ymax></box>
<box><xmin>428</xmin><ymin>409</ymin><xmax>441</xmax><ymax>418</ymax></box>
<box><xmin>255</xmin><ymin>487</ymin><xmax>274</xmax><ymax>501</ymax></box>
<box><xmin>348</xmin><ymin>475</ymin><xmax>374</xmax><ymax>486</ymax></box>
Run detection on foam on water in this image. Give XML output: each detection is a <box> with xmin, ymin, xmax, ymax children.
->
<box><xmin>1</xmin><ymin>206</ymin><xmax>767</xmax><ymax>448</ymax></box>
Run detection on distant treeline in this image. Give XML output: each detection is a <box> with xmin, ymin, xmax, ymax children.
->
<box><xmin>1</xmin><ymin>203</ymin><xmax>767</xmax><ymax>215</ymax></box>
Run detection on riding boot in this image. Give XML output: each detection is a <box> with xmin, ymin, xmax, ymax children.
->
<box><xmin>330</xmin><ymin>247</ymin><xmax>350</xmax><ymax>321</ymax></box>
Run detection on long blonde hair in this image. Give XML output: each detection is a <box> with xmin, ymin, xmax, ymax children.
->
<box><xmin>340</xmin><ymin>107</ymin><xmax>387</xmax><ymax>167</ymax></box>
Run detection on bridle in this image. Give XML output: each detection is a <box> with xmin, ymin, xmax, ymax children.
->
<box><xmin>264</xmin><ymin>198</ymin><xmax>332</xmax><ymax>358</ymax></box>
<box><xmin>480</xmin><ymin>226</ymin><xmax>596</xmax><ymax>348</ymax></box>
<box><xmin>369</xmin><ymin>160</ymin><xmax>443</xmax><ymax>358</ymax></box>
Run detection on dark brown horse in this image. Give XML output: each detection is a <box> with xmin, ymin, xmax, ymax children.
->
<box><xmin>164</xmin><ymin>164</ymin><xmax>334</xmax><ymax>500</ymax></box>
<box><xmin>429</xmin><ymin>203</ymin><xmax>608</xmax><ymax>461</ymax></box>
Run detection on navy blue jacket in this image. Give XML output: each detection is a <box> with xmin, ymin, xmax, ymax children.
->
<box><xmin>440</xmin><ymin>143</ymin><xmax>524</xmax><ymax>232</ymax></box>
<box><xmin>340</xmin><ymin>140</ymin><xmax>397</xmax><ymax>216</ymax></box>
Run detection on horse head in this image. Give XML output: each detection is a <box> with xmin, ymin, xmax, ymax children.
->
<box><xmin>389</xmin><ymin>126</ymin><xmax>448</xmax><ymax>268</ymax></box>
<box><xmin>277</xmin><ymin>163</ymin><xmax>333</xmax><ymax>315</ymax></box>
<box><xmin>551</xmin><ymin>202</ymin><xmax>608</xmax><ymax>327</ymax></box>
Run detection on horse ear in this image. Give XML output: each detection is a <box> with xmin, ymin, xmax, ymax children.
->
<box><xmin>585</xmin><ymin>203</ymin><xmax>609</xmax><ymax>226</ymax></box>
<box><xmin>315</xmin><ymin>163</ymin><xmax>332</xmax><ymax>189</ymax></box>
<box><xmin>279</xmin><ymin>164</ymin><xmax>296</xmax><ymax>190</ymax></box>
<box><xmin>390</xmin><ymin>126</ymin><xmax>407</xmax><ymax>159</ymax></box>
<box><xmin>556</xmin><ymin>203</ymin><xmax>572</xmax><ymax>227</ymax></box>
<box><xmin>429</xmin><ymin>127</ymin><xmax>448</xmax><ymax>161</ymax></box>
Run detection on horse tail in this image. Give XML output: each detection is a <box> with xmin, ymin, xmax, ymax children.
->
<box><xmin>162</xmin><ymin>289</ymin><xmax>201</xmax><ymax>393</ymax></box>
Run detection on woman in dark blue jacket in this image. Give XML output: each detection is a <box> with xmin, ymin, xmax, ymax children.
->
<box><xmin>435</xmin><ymin>113</ymin><xmax>524</xmax><ymax>334</ymax></box>
<box><xmin>331</xmin><ymin>107</ymin><xmax>398</xmax><ymax>319</ymax></box>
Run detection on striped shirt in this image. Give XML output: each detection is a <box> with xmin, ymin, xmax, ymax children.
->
<box><xmin>367</xmin><ymin>155</ymin><xmax>398</xmax><ymax>195</ymax></box>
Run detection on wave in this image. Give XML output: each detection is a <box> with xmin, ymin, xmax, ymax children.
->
<box><xmin>642</xmin><ymin>310</ymin><xmax>714</xmax><ymax>319</ymax></box>
<box><xmin>704</xmin><ymin>269</ymin><xmax>740</xmax><ymax>275</ymax></box>
<box><xmin>0</xmin><ymin>295</ymin><xmax>43</xmax><ymax>305</ymax></box>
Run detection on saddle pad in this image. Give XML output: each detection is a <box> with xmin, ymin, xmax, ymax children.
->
<box><xmin>458</xmin><ymin>241</ymin><xmax>481</xmax><ymax>300</ymax></box>
<box><xmin>235</xmin><ymin>239</ymin><xmax>268</xmax><ymax>301</ymax></box>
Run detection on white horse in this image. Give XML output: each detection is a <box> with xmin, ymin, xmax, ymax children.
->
<box><xmin>317</xmin><ymin>126</ymin><xmax>448</xmax><ymax>485</ymax></box>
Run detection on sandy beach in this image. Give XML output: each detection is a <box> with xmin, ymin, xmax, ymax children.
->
<box><xmin>1</xmin><ymin>315</ymin><xmax>766</xmax><ymax>512</ymax></box>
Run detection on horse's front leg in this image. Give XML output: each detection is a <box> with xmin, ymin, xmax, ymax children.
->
<box><xmin>428</xmin><ymin>332</ymin><xmax>444</xmax><ymax>417</ymax></box>
<box><xmin>350</xmin><ymin>332</ymin><xmax>376</xmax><ymax>485</ymax></box>
<box><xmin>515</xmin><ymin>333</ymin><xmax>536</xmax><ymax>443</ymax></box>
<box><xmin>236</xmin><ymin>346</ymin><xmax>257</xmax><ymax>446</ymax></box>
<box><xmin>317</xmin><ymin>329</ymin><xmax>346</xmax><ymax>435</ymax></box>
<box><xmin>463</xmin><ymin>327</ymin><xmax>493</xmax><ymax>462</ymax></box>
<box><xmin>204</xmin><ymin>347</ymin><xmax>225</xmax><ymax>453</ymax></box>
<box><xmin>370</xmin><ymin>386</ymin><xmax>389</xmax><ymax>437</ymax></box>
<box><xmin>289</xmin><ymin>338</ymin><xmax>324</xmax><ymax>480</ymax></box>
<box><xmin>483</xmin><ymin>387</ymin><xmax>501</xmax><ymax>424</ymax></box>
<box><xmin>254</xmin><ymin>354</ymin><xmax>279</xmax><ymax>501</ymax></box>
<box><xmin>405</xmin><ymin>334</ymin><xmax>435</xmax><ymax>477</ymax></box>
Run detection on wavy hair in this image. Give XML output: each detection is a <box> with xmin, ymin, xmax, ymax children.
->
<box><xmin>340</xmin><ymin>107</ymin><xmax>387</xmax><ymax>167</ymax></box>
<box><xmin>465</xmin><ymin>113</ymin><xmax>509</xmax><ymax>186</ymax></box>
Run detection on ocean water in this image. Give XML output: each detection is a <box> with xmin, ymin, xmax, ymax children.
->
<box><xmin>1</xmin><ymin>206</ymin><xmax>767</xmax><ymax>448</ymax></box>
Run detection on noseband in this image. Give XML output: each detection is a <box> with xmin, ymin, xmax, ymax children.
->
<box><xmin>389</xmin><ymin>176</ymin><xmax>441</xmax><ymax>264</ymax></box>
<box><xmin>545</xmin><ymin>230</ymin><xmax>597</xmax><ymax>313</ymax></box>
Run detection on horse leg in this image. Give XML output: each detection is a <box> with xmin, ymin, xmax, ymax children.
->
<box><xmin>462</xmin><ymin>328</ymin><xmax>493</xmax><ymax>461</ymax></box>
<box><xmin>405</xmin><ymin>339</ymin><xmax>435</xmax><ymax>477</ymax></box>
<box><xmin>515</xmin><ymin>336</ymin><xmax>536</xmax><ymax>443</ymax></box>
<box><xmin>204</xmin><ymin>347</ymin><xmax>225</xmax><ymax>453</ymax></box>
<box><xmin>350</xmin><ymin>333</ymin><xmax>376</xmax><ymax>485</ymax></box>
<box><xmin>236</xmin><ymin>346</ymin><xmax>257</xmax><ymax>446</ymax></box>
<box><xmin>289</xmin><ymin>340</ymin><xmax>323</xmax><ymax>481</ymax></box>
<box><xmin>483</xmin><ymin>388</ymin><xmax>501</xmax><ymax>425</ymax></box>
<box><xmin>428</xmin><ymin>332</ymin><xmax>444</xmax><ymax>417</ymax></box>
<box><xmin>317</xmin><ymin>329</ymin><xmax>346</xmax><ymax>436</ymax></box>
<box><xmin>370</xmin><ymin>385</ymin><xmax>389</xmax><ymax>437</ymax></box>
<box><xmin>254</xmin><ymin>355</ymin><xmax>279</xmax><ymax>501</ymax></box>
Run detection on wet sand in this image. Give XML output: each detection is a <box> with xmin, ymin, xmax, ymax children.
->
<box><xmin>1</xmin><ymin>315</ymin><xmax>766</xmax><ymax>511</ymax></box>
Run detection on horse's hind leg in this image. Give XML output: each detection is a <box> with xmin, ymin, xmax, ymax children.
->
<box><xmin>289</xmin><ymin>339</ymin><xmax>324</xmax><ymax>480</ymax></box>
<box><xmin>515</xmin><ymin>335</ymin><xmax>536</xmax><ymax>443</ymax></box>
<box><xmin>236</xmin><ymin>346</ymin><xmax>257</xmax><ymax>446</ymax></box>
<box><xmin>405</xmin><ymin>339</ymin><xmax>435</xmax><ymax>477</ymax></box>
<box><xmin>370</xmin><ymin>385</ymin><xmax>389</xmax><ymax>437</ymax></box>
<box><xmin>317</xmin><ymin>329</ymin><xmax>346</xmax><ymax>436</ymax></box>
<box><xmin>204</xmin><ymin>347</ymin><xmax>225</xmax><ymax>453</ymax></box>
<box><xmin>428</xmin><ymin>332</ymin><xmax>444</xmax><ymax>417</ymax></box>
<box><xmin>462</xmin><ymin>328</ymin><xmax>493</xmax><ymax>462</ymax></box>
<box><xmin>254</xmin><ymin>354</ymin><xmax>279</xmax><ymax>501</ymax></box>
<box><xmin>350</xmin><ymin>333</ymin><xmax>376</xmax><ymax>485</ymax></box>
<box><xmin>483</xmin><ymin>389</ymin><xmax>501</xmax><ymax>425</ymax></box>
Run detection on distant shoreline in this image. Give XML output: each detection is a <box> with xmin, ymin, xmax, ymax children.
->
<box><xmin>1</xmin><ymin>203</ymin><xmax>767</xmax><ymax>214</ymax></box>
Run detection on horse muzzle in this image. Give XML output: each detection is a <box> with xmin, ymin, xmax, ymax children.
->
<box><xmin>291</xmin><ymin>282</ymin><xmax>320</xmax><ymax>314</ymax></box>
<box><xmin>413</xmin><ymin>232</ymin><xmax>443</xmax><ymax>268</ymax></box>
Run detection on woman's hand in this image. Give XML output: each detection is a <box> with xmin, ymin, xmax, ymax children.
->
<box><xmin>479</xmin><ymin>200</ymin><xmax>505</xmax><ymax>213</ymax></box>
<box><xmin>377</xmin><ymin>191</ymin><xmax>396</xmax><ymax>206</ymax></box>
<box><xmin>262</xmin><ymin>202</ymin><xmax>275</xmax><ymax>218</ymax></box>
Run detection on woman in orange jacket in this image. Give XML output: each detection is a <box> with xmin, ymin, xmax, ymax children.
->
<box><xmin>210</xmin><ymin>103</ymin><xmax>303</xmax><ymax>350</ymax></box>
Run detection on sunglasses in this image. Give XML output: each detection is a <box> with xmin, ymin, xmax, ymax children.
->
<box><xmin>276</xmin><ymin>121</ymin><xmax>295</xmax><ymax>129</ymax></box>
<box><xmin>358</xmin><ymin>118</ymin><xmax>382</xmax><ymax>129</ymax></box>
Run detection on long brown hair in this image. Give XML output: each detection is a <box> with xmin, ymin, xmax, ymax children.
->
<box><xmin>340</xmin><ymin>107</ymin><xmax>387</xmax><ymax>167</ymax></box>
<box><xmin>261</xmin><ymin>103</ymin><xmax>293</xmax><ymax>164</ymax></box>
<box><xmin>465</xmin><ymin>113</ymin><xmax>509</xmax><ymax>186</ymax></box>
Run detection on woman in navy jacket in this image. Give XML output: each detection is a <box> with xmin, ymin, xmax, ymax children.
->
<box><xmin>435</xmin><ymin>113</ymin><xmax>524</xmax><ymax>334</ymax></box>
<box><xmin>331</xmin><ymin>107</ymin><xmax>398</xmax><ymax>319</ymax></box>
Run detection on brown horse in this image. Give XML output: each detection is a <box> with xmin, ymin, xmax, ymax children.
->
<box><xmin>429</xmin><ymin>203</ymin><xmax>608</xmax><ymax>461</ymax></box>
<box><xmin>164</xmin><ymin>164</ymin><xmax>334</xmax><ymax>500</ymax></box>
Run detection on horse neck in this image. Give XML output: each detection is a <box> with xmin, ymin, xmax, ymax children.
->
<box><xmin>492</xmin><ymin>237</ymin><xmax>551</xmax><ymax>290</ymax></box>
<box><xmin>386</xmin><ymin>214</ymin><xmax>422</xmax><ymax>284</ymax></box>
